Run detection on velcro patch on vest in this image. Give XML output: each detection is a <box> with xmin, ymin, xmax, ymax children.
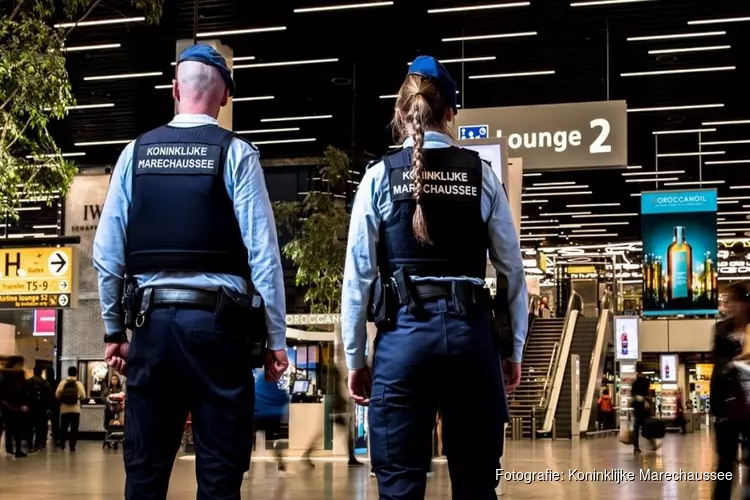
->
<box><xmin>390</xmin><ymin>167</ymin><xmax>481</xmax><ymax>202</ymax></box>
<box><xmin>136</xmin><ymin>143</ymin><xmax>221</xmax><ymax>175</ymax></box>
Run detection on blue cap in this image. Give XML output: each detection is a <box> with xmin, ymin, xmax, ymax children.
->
<box><xmin>407</xmin><ymin>55</ymin><xmax>458</xmax><ymax>115</ymax></box>
<box><xmin>178</xmin><ymin>44</ymin><xmax>235</xmax><ymax>96</ymax></box>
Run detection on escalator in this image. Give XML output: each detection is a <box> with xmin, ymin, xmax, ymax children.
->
<box><xmin>554</xmin><ymin>316</ymin><xmax>600</xmax><ymax>439</ymax></box>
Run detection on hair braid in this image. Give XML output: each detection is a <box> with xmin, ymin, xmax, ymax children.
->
<box><xmin>408</xmin><ymin>95</ymin><xmax>432</xmax><ymax>245</ymax></box>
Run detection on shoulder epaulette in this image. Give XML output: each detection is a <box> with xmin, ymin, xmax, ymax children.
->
<box><xmin>366</xmin><ymin>159</ymin><xmax>380</xmax><ymax>170</ymax></box>
<box><xmin>231</xmin><ymin>133</ymin><xmax>259</xmax><ymax>152</ymax></box>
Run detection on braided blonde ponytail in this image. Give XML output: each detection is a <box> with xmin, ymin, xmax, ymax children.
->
<box><xmin>407</xmin><ymin>94</ymin><xmax>432</xmax><ymax>245</ymax></box>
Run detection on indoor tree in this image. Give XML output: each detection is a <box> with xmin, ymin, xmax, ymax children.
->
<box><xmin>273</xmin><ymin>145</ymin><xmax>352</xmax><ymax>316</ymax></box>
<box><xmin>0</xmin><ymin>0</ymin><xmax>163</xmax><ymax>218</ymax></box>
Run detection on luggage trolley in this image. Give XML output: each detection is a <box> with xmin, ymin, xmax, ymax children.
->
<box><xmin>103</xmin><ymin>393</ymin><xmax>125</xmax><ymax>450</ymax></box>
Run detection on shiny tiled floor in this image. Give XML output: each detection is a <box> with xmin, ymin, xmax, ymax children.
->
<box><xmin>0</xmin><ymin>430</ymin><xmax>739</xmax><ymax>499</ymax></box>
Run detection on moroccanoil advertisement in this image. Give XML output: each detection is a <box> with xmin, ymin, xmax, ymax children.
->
<box><xmin>641</xmin><ymin>189</ymin><xmax>718</xmax><ymax>316</ymax></box>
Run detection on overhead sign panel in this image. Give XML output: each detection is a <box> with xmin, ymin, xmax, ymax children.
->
<box><xmin>0</xmin><ymin>247</ymin><xmax>77</xmax><ymax>309</ymax></box>
<box><xmin>454</xmin><ymin>100</ymin><xmax>627</xmax><ymax>170</ymax></box>
<box><xmin>458</xmin><ymin>125</ymin><xmax>489</xmax><ymax>140</ymax></box>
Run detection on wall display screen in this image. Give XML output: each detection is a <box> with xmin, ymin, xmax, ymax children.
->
<box><xmin>641</xmin><ymin>189</ymin><xmax>718</xmax><ymax>316</ymax></box>
<box><xmin>614</xmin><ymin>316</ymin><xmax>640</xmax><ymax>361</ymax></box>
<box><xmin>461</xmin><ymin>143</ymin><xmax>504</xmax><ymax>184</ymax></box>
<box><xmin>660</xmin><ymin>354</ymin><xmax>678</xmax><ymax>383</ymax></box>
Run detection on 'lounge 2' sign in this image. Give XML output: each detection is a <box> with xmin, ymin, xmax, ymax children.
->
<box><xmin>455</xmin><ymin>100</ymin><xmax>627</xmax><ymax>171</ymax></box>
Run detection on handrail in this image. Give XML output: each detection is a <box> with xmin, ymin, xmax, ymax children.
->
<box><xmin>538</xmin><ymin>341</ymin><xmax>560</xmax><ymax>408</ymax></box>
<box><xmin>538</xmin><ymin>290</ymin><xmax>584</xmax><ymax>434</ymax></box>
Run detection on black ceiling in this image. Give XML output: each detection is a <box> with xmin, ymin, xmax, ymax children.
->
<box><xmin>51</xmin><ymin>0</ymin><xmax>750</xmax><ymax>247</ymax></box>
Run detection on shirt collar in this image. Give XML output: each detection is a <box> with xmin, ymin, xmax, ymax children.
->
<box><xmin>170</xmin><ymin>113</ymin><xmax>218</xmax><ymax>126</ymax></box>
<box><xmin>401</xmin><ymin>131</ymin><xmax>454</xmax><ymax>149</ymax></box>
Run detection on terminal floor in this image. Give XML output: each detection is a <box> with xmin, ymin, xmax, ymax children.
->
<box><xmin>0</xmin><ymin>430</ymin><xmax>738</xmax><ymax>499</ymax></box>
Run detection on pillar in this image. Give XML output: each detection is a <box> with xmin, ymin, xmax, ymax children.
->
<box><xmin>175</xmin><ymin>39</ymin><xmax>234</xmax><ymax>130</ymax></box>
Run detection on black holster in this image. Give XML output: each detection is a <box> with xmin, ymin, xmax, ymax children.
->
<box><xmin>215</xmin><ymin>286</ymin><xmax>268</xmax><ymax>368</ymax></box>
<box><xmin>367</xmin><ymin>275</ymin><xmax>399</xmax><ymax>332</ymax></box>
<box><xmin>121</xmin><ymin>275</ymin><xmax>138</xmax><ymax>330</ymax></box>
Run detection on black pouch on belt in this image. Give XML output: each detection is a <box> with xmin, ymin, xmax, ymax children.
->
<box><xmin>368</xmin><ymin>276</ymin><xmax>398</xmax><ymax>332</ymax></box>
<box><xmin>216</xmin><ymin>287</ymin><xmax>268</xmax><ymax>367</ymax></box>
<box><xmin>491</xmin><ymin>288</ymin><xmax>514</xmax><ymax>359</ymax></box>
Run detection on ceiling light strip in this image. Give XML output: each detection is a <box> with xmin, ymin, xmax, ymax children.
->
<box><xmin>235</xmin><ymin>58</ymin><xmax>339</xmax><ymax>69</ymax></box>
<box><xmin>442</xmin><ymin>31</ymin><xmax>537</xmax><ymax>42</ymax></box>
<box><xmin>664</xmin><ymin>180</ymin><xmax>726</xmax><ymax>186</ymax></box>
<box><xmin>568</xmin><ymin>233</ymin><xmax>620</xmax><ymax>238</ymax></box>
<box><xmin>294</xmin><ymin>1</ymin><xmax>394</xmax><ymax>13</ymax></box>
<box><xmin>252</xmin><ymin>138</ymin><xmax>317</xmax><ymax>145</ymax></box>
<box><xmin>171</xmin><ymin>56</ymin><xmax>257</xmax><ymax>66</ymax></box>
<box><xmin>541</xmin><ymin>211</ymin><xmax>592</xmax><ymax>216</ymax></box>
<box><xmin>559</xmin><ymin>222</ymin><xmax>629</xmax><ymax>228</ymax></box>
<box><xmin>624</xmin><ymin>177</ymin><xmax>679</xmax><ymax>183</ymax></box>
<box><xmin>155</xmin><ymin>84</ymin><xmax>172</xmax><ymax>89</ymax></box>
<box><xmin>25</xmin><ymin>152</ymin><xmax>86</xmax><ymax>158</ymax></box>
<box><xmin>74</xmin><ymin>139</ymin><xmax>131</xmax><ymax>147</ymax></box>
<box><xmin>621</xmin><ymin>66</ymin><xmax>735</xmax><ymax>77</ymax></box>
<box><xmin>525</xmin><ymin>185</ymin><xmax>589</xmax><ymax>191</ymax></box>
<box><xmin>469</xmin><ymin>70</ymin><xmax>555</xmax><ymax>79</ymax></box>
<box><xmin>627</xmin><ymin>31</ymin><xmax>726</xmax><ymax>42</ymax></box>
<box><xmin>196</xmin><ymin>26</ymin><xmax>287</xmax><ymax>37</ymax></box>
<box><xmin>521</xmin><ymin>191</ymin><xmax>592</xmax><ymax>197</ymax></box>
<box><xmin>701</xmin><ymin>140</ymin><xmax>750</xmax><ymax>146</ymax></box>
<box><xmin>705</xmin><ymin>159</ymin><xmax>750</xmax><ymax>165</ymax></box>
<box><xmin>656</xmin><ymin>151</ymin><xmax>725</xmax><ymax>158</ymax></box>
<box><xmin>521</xmin><ymin>199</ymin><xmax>549</xmax><ymax>204</ymax></box>
<box><xmin>571</xmin><ymin>229</ymin><xmax>608</xmax><ymax>233</ymax></box>
<box><xmin>54</xmin><ymin>16</ymin><xmax>144</xmax><ymax>28</ymax></box>
<box><xmin>627</xmin><ymin>103</ymin><xmax>724</xmax><ymax>113</ymax></box>
<box><xmin>532</xmin><ymin>182</ymin><xmax>576</xmax><ymax>187</ymax></box>
<box><xmin>261</xmin><ymin>115</ymin><xmax>333</xmax><ymax>123</ymax></box>
<box><xmin>235</xmin><ymin>128</ymin><xmax>301</xmax><ymax>134</ymax></box>
<box><xmin>652</xmin><ymin>128</ymin><xmax>716</xmax><ymax>135</ymax></box>
<box><xmin>626</xmin><ymin>165</ymin><xmax>642</xmax><ymax>169</ymax></box>
<box><xmin>567</xmin><ymin>203</ymin><xmax>621</xmax><ymax>208</ymax></box>
<box><xmin>622</xmin><ymin>170</ymin><xmax>684</xmax><ymax>176</ymax></box>
<box><xmin>729</xmin><ymin>186</ymin><xmax>750</xmax><ymax>190</ymax></box>
<box><xmin>408</xmin><ymin>56</ymin><xmax>496</xmax><ymax>65</ymax></box>
<box><xmin>571</xmin><ymin>213</ymin><xmax>639</xmax><ymax>218</ymax></box>
<box><xmin>648</xmin><ymin>45</ymin><xmax>730</xmax><ymax>55</ymax></box>
<box><xmin>62</xmin><ymin>43</ymin><xmax>122</xmax><ymax>52</ymax></box>
<box><xmin>571</xmin><ymin>0</ymin><xmax>652</xmax><ymax>6</ymax></box>
<box><xmin>428</xmin><ymin>2</ymin><xmax>531</xmax><ymax>14</ymax></box>
<box><xmin>702</xmin><ymin>120</ymin><xmax>750</xmax><ymax>126</ymax></box>
<box><xmin>233</xmin><ymin>96</ymin><xmax>275</xmax><ymax>102</ymax></box>
<box><xmin>84</xmin><ymin>72</ymin><xmax>162</xmax><ymax>81</ymax></box>
<box><xmin>688</xmin><ymin>17</ymin><xmax>750</xmax><ymax>25</ymax></box>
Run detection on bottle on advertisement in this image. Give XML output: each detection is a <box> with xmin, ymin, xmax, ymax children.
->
<box><xmin>620</xmin><ymin>328</ymin><xmax>628</xmax><ymax>356</ymax></box>
<box><xmin>667</xmin><ymin>226</ymin><xmax>693</xmax><ymax>302</ymax></box>
<box><xmin>665</xmin><ymin>363</ymin><xmax>670</xmax><ymax>380</ymax></box>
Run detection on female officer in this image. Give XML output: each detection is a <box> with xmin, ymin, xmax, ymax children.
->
<box><xmin>341</xmin><ymin>55</ymin><xmax>528</xmax><ymax>500</ymax></box>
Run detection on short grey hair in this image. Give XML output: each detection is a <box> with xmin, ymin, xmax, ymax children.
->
<box><xmin>176</xmin><ymin>61</ymin><xmax>223</xmax><ymax>97</ymax></box>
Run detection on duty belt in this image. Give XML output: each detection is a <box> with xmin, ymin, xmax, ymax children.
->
<box><xmin>135</xmin><ymin>287</ymin><xmax>217</xmax><ymax>326</ymax></box>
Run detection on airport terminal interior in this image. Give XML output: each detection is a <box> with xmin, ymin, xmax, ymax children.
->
<box><xmin>2</xmin><ymin>0</ymin><xmax>750</xmax><ymax>498</ymax></box>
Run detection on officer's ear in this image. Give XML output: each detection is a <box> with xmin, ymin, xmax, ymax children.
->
<box><xmin>221</xmin><ymin>88</ymin><xmax>229</xmax><ymax>107</ymax></box>
<box><xmin>172</xmin><ymin>80</ymin><xmax>180</xmax><ymax>103</ymax></box>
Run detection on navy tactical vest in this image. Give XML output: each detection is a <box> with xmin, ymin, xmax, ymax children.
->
<box><xmin>125</xmin><ymin>124</ymin><xmax>251</xmax><ymax>280</ymax></box>
<box><xmin>378</xmin><ymin>146</ymin><xmax>488</xmax><ymax>279</ymax></box>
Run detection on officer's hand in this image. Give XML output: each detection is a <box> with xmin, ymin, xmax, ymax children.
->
<box><xmin>348</xmin><ymin>367</ymin><xmax>372</xmax><ymax>406</ymax></box>
<box><xmin>105</xmin><ymin>342</ymin><xmax>130</xmax><ymax>374</ymax></box>
<box><xmin>264</xmin><ymin>349</ymin><xmax>289</xmax><ymax>382</ymax></box>
<box><xmin>503</xmin><ymin>359</ymin><xmax>522</xmax><ymax>395</ymax></box>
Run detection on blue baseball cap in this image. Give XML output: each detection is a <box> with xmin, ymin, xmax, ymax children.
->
<box><xmin>178</xmin><ymin>44</ymin><xmax>235</xmax><ymax>96</ymax></box>
<box><xmin>407</xmin><ymin>55</ymin><xmax>458</xmax><ymax>115</ymax></box>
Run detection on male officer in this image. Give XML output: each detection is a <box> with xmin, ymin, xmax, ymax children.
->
<box><xmin>93</xmin><ymin>44</ymin><xmax>288</xmax><ymax>500</ymax></box>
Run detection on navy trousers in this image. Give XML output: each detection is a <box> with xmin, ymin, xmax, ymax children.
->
<box><xmin>124</xmin><ymin>307</ymin><xmax>255</xmax><ymax>500</ymax></box>
<box><xmin>369</xmin><ymin>299</ymin><xmax>507</xmax><ymax>500</ymax></box>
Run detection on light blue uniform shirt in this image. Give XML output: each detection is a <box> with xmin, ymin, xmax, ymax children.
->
<box><xmin>93</xmin><ymin>113</ymin><xmax>287</xmax><ymax>350</ymax></box>
<box><xmin>341</xmin><ymin>131</ymin><xmax>528</xmax><ymax>370</ymax></box>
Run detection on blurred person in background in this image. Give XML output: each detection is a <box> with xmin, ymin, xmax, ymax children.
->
<box><xmin>245</xmin><ymin>372</ymin><xmax>290</xmax><ymax>478</ymax></box>
<box><xmin>597</xmin><ymin>388</ymin><xmax>614</xmax><ymax>430</ymax></box>
<box><xmin>675</xmin><ymin>387</ymin><xmax>687</xmax><ymax>435</ymax></box>
<box><xmin>55</xmin><ymin>366</ymin><xmax>85</xmax><ymax>452</ymax></box>
<box><xmin>712</xmin><ymin>282</ymin><xmax>750</xmax><ymax>500</ymax></box>
<box><xmin>0</xmin><ymin>356</ymin><xmax>29</xmax><ymax>457</ymax></box>
<box><xmin>631</xmin><ymin>370</ymin><xmax>656</xmax><ymax>454</ymax></box>
<box><xmin>26</xmin><ymin>365</ymin><xmax>53</xmax><ymax>451</ymax></box>
<box><xmin>45</xmin><ymin>367</ymin><xmax>61</xmax><ymax>447</ymax></box>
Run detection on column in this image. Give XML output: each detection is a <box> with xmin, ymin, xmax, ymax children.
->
<box><xmin>175</xmin><ymin>39</ymin><xmax>234</xmax><ymax>130</ymax></box>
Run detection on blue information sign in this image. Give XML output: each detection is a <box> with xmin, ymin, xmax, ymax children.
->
<box><xmin>458</xmin><ymin>125</ymin><xmax>489</xmax><ymax>140</ymax></box>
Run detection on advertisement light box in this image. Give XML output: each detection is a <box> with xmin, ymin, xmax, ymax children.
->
<box><xmin>660</xmin><ymin>354</ymin><xmax>679</xmax><ymax>383</ymax></box>
<box><xmin>614</xmin><ymin>316</ymin><xmax>640</xmax><ymax>362</ymax></box>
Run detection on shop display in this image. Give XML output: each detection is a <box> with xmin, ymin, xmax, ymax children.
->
<box><xmin>641</xmin><ymin>189</ymin><xmax>718</xmax><ymax>316</ymax></box>
<box><xmin>661</xmin><ymin>354</ymin><xmax>678</xmax><ymax>383</ymax></box>
<box><xmin>659</xmin><ymin>388</ymin><xmax>679</xmax><ymax>419</ymax></box>
<box><xmin>614</xmin><ymin>316</ymin><xmax>639</xmax><ymax>361</ymax></box>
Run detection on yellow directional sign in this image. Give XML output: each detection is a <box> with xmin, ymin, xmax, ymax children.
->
<box><xmin>0</xmin><ymin>247</ymin><xmax>77</xmax><ymax>309</ymax></box>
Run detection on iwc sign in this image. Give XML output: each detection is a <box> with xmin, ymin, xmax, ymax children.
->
<box><xmin>455</xmin><ymin>100</ymin><xmax>627</xmax><ymax>170</ymax></box>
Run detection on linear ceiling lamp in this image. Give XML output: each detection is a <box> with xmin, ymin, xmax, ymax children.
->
<box><xmin>235</xmin><ymin>58</ymin><xmax>339</xmax><ymax>69</ymax></box>
<box><xmin>294</xmin><ymin>2</ymin><xmax>394</xmax><ymax>12</ymax></box>
<box><xmin>624</xmin><ymin>177</ymin><xmax>679</xmax><ymax>183</ymax></box>
<box><xmin>233</xmin><ymin>96</ymin><xmax>275</xmax><ymax>102</ymax></box>
<box><xmin>261</xmin><ymin>115</ymin><xmax>333</xmax><ymax>123</ymax></box>
<box><xmin>688</xmin><ymin>17</ymin><xmax>750</xmax><ymax>25</ymax></box>
<box><xmin>703</xmin><ymin>119</ymin><xmax>750</xmax><ymax>126</ymax></box>
<box><xmin>621</xmin><ymin>66</ymin><xmax>735</xmax><ymax>77</ymax></box>
<box><xmin>522</xmin><ymin>190</ymin><xmax>592</xmax><ymax>197</ymax></box>
<box><xmin>657</xmin><ymin>151</ymin><xmax>725</xmax><ymax>158</ymax></box>
<box><xmin>648</xmin><ymin>45</ymin><xmax>730</xmax><ymax>55</ymax></box>
<box><xmin>74</xmin><ymin>139</ymin><xmax>131</xmax><ymax>146</ymax></box>
<box><xmin>84</xmin><ymin>71</ymin><xmax>162</xmax><ymax>81</ymax></box>
<box><xmin>571</xmin><ymin>0</ymin><xmax>652</xmax><ymax>6</ymax></box>
<box><xmin>408</xmin><ymin>56</ymin><xmax>496</xmax><ymax>65</ymax></box>
<box><xmin>155</xmin><ymin>84</ymin><xmax>172</xmax><ymax>89</ymax></box>
<box><xmin>469</xmin><ymin>70</ymin><xmax>555</xmax><ymax>79</ymax></box>
<box><xmin>171</xmin><ymin>56</ymin><xmax>256</xmax><ymax>66</ymax></box>
<box><xmin>428</xmin><ymin>2</ymin><xmax>530</xmax><ymax>14</ymax></box>
<box><xmin>622</xmin><ymin>170</ymin><xmax>684</xmax><ymax>177</ymax></box>
<box><xmin>62</xmin><ymin>43</ymin><xmax>121</xmax><ymax>52</ymax></box>
<box><xmin>442</xmin><ymin>31</ymin><xmax>537</xmax><ymax>42</ymax></box>
<box><xmin>54</xmin><ymin>16</ymin><xmax>144</xmax><ymax>28</ymax></box>
<box><xmin>706</xmin><ymin>159</ymin><xmax>750</xmax><ymax>165</ymax></box>
<box><xmin>252</xmin><ymin>138</ymin><xmax>316</xmax><ymax>145</ymax></box>
<box><xmin>526</xmin><ymin>184</ymin><xmax>589</xmax><ymax>191</ymax></box>
<box><xmin>571</xmin><ymin>213</ymin><xmax>639</xmax><ymax>218</ymax></box>
<box><xmin>567</xmin><ymin>203</ymin><xmax>621</xmax><ymax>208</ymax></box>
<box><xmin>701</xmin><ymin>140</ymin><xmax>750</xmax><ymax>146</ymax></box>
<box><xmin>25</xmin><ymin>152</ymin><xmax>86</xmax><ymax>159</ymax></box>
<box><xmin>652</xmin><ymin>128</ymin><xmax>716</xmax><ymax>135</ymax></box>
<box><xmin>664</xmin><ymin>180</ymin><xmax>725</xmax><ymax>186</ymax></box>
<box><xmin>235</xmin><ymin>128</ymin><xmax>300</xmax><ymax>134</ymax></box>
<box><xmin>196</xmin><ymin>26</ymin><xmax>287</xmax><ymax>38</ymax></box>
<box><xmin>628</xmin><ymin>103</ymin><xmax>724</xmax><ymax>113</ymax></box>
<box><xmin>627</xmin><ymin>31</ymin><xmax>726</xmax><ymax>42</ymax></box>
